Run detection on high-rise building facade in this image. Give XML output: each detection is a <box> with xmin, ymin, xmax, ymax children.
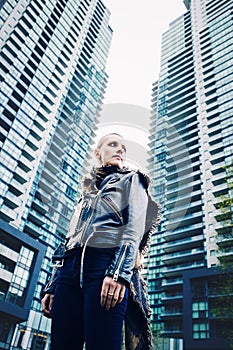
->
<box><xmin>0</xmin><ymin>0</ymin><xmax>112</xmax><ymax>348</ymax></box>
<box><xmin>148</xmin><ymin>0</ymin><xmax>233</xmax><ymax>349</ymax></box>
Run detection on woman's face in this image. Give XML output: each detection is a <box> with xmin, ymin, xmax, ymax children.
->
<box><xmin>96</xmin><ymin>134</ymin><xmax>126</xmax><ymax>169</ymax></box>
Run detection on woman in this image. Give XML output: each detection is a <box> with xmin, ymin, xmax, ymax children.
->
<box><xmin>41</xmin><ymin>133</ymin><xmax>160</xmax><ymax>350</ymax></box>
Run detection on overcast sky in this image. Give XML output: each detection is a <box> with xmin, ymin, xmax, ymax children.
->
<box><xmin>93</xmin><ymin>1</ymin><xmax>187</xmax><ymax>169</ymax></box>
<box><xmin>102</xmin><ymin>0</ymin><xmax>187</xmax><ymax>109</ymax></box>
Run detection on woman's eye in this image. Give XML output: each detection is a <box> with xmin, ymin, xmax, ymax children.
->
<box><xmin>108</xmin><ymin>142</ymin><xmax>126</xmax><ymax>152</ymax></box>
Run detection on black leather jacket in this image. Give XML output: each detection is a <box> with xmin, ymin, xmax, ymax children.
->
<box><xmin>42</xmin><ymin>168</ymin><xmax>160</xmax><ymax>295</ymax></box>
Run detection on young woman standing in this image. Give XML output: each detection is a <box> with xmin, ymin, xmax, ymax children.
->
<box><xmin>41</xmin><ymin>133</ymin><xmax>160</xmax><ymax>350</ymax></box>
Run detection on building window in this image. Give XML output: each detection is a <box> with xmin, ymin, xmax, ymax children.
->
<box><xmin>6</xmin><ymin>246</ymin><xmax>34</xmax><ymax>306</ymax></box>
<box><xmin>65</xmin><ymin>185</ymin><xmax>76</xmax><ymax>200</ymax></box>
<box><xmin>192</xmin><ymin>279</ymin><xmax>207</xmax><ymax>299</ymax></box>
<box><xmin>192</xmin><ymin>301</ymin><xmax>208</xmax><ymax>319</ymax></box>
<box><xmin>0</xmin><ymin>319</ymin><xmax>12</xmax><ymax>343</ymax></box>
<box><xmin>193</xmin><ymin>322</ymin><xmax>209</xmax><ymax>339</ymax></box>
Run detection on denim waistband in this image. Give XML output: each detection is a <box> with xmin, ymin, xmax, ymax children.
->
<box><xmin>64</xmin><ymin>246</ymin><xmax>82</xmax><ymax>258</ymax></box>
<box><xmin>64</xmin><ymin>246</ymin><xmax>116</xmax><ymax>259</ymax></box>
<box><xmin>62</xmin><ymin>246</ymin><xmax>116</xmax><ymax>288</ymax></box>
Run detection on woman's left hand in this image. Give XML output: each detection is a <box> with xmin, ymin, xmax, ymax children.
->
<box><xmin>100</xmin><ymin>276</ymin><xmax>126</xmax><ymax>311</ymax></box>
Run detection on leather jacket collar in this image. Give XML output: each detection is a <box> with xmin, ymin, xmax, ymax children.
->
<box><xmin>82</xmin><ymin>165</ymin><xmax>150</xmax><ymax>193</ymax></box>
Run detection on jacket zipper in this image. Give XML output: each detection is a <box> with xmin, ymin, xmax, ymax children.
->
<box><xmin>79</xmin><ymin>191</ymin><xmax>101</xmax><ymax>287</ymax></box>
<box><xmin>113</xmin><ymin>243</ymin><xmax>129</xmax><ymax>281</ymax></box>
<box><xmin>79</xmin><ymin>232</ymin><xmax>95</xmax><ymax>288</ymax></box>
<box><xmin>102</xmin><ymin>196</ymin><xmax>124</xmax><ymax>225</ymax></box>
<box><xmin>78</xmin><ymin>177</ymin><xmax>121</xmax><ymax>287</ymax></box>
<box><xmin>79</xmin><ymin>191</ymin><xmax>100</xmax><ymax>246</ymax></box>
<box><xmin>79</xmin><ymin>178</ymin><xmax>117</xmax><ymax>245</ymax></box>
<box><xmin>75</xmin><ymin>199</ymin><xmax>90</xmax><ymax>232</ymax></box>
<box><xmin>74</xmin><ymin>202</ymin><xmax>86</xmax><ymax>235</ymax></box>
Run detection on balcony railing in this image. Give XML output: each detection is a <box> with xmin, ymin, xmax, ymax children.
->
<box><xmin>162</xmin><ymin>278</ymin><xmax>183</xmax><ymax>287</ymax></box>
<box><xmin>165</xmin><ymin>211</ymin><xmax>202</xmax><ymax>227</ymax></box>
<box><xmin>4</xmin><ymin>191</ymin><xmax>22</xmax><ymax>209</ymax></box>
<box><xmin>9</xmin><ymin>178</ymin><xmax>25</xmax><ymax>196</ymax></box>
<box><xmin>31</xmin><ymin>197</ymin><xmax>49</xmax><ymax>215</ymax></box>
<box><xmin>166</xmin><ymin>160</ymin><xmax>200</xmax><ymax>177</ymax></box>
<box><xmin>0</xmin><ymin>205</ymin><xmax>18</xmax><ymax>222</ymax></box>
<box><xmin>163</xmin><ymin>261</ymin><xmax>205</xmax><ymax>275</ymax></box>
<box><xmin>164</xmin><ymin>222</ymin><xmax>203</xmax><ymax>241</ymax></box>
<box><xmin>166</xmin><ymin>169</ymin><xmax>200</xmax><ymax>186</ymax></box>
<box><xmin>24</xmin><ymin>220</ymin><xmax>42</xmax><ymax>238</ymax></box>
<box><xmin>160</xmin><ymin>310</ymin><xmax>183</xmax><ymax>317</ymax></box>
<box><xmin>163</xmin><ymin>234</ymin><xmax>204</xmax><ymax>251</ymax></box>
<box><xmin>165</xmin><ymin>199</ymin><xmax>202</xmax><ymax>215</ymax></box>
<box><xmin>28</xmin><ymin>209</ymin><xmax>46</xmax><ymax>226</ymax></box>
<box><xmin>14</xmin><ymin>166</ymin><xmax>29</xmax><ymax>184</ymax></box>
<box><xmin>166</xmin><ymin>180</ymin><xmax>200</xmax><ymax>196</ymax></box>
<box><xmin>164</xmin><ymin>247</ymin><xmax>204</xmax><ymax>260</ymax></box>
<box><xmin>166</xmin><ymin>188</ymin><xmax>201</xmax><ymax>204</ymax></box>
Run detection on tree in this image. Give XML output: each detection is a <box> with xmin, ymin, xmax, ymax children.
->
<box><xmin>211</xmin><ymin>162</ymin><xmax>233</xmax><ymax>348</ymax></box>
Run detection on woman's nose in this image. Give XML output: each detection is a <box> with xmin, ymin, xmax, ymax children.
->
<box><xmin>116</xmin><ymin>147</ymin><xmax>123</xmax><ymax>154</ymax></box>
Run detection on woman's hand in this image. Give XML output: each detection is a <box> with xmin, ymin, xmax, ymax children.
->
<box><xmin>41</xmin><ymin>293</ymin><xmax>54</xmax><ymax>318</ymax></box>
<box><xmin>100</xmin><ymin>276</ymin><xmax>126</xmax><ymax>311</ymax></box>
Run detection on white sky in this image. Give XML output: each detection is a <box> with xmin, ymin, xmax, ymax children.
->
<box><xmin>102</xmin><ymin>0</ymin><xmax>187</xmax><ymax>109</ymax></box>
<box><xmin>93</xmin><ymin>1</ymin><xmax>187</xmax><ymax>170</ymax></box>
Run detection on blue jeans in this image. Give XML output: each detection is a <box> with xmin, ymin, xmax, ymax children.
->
<box><xmin>51</xmin><ymin>247</ymin><xmax>128</xmax><ymax>350</ymax></box>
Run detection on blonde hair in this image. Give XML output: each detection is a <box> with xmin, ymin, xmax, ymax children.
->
<box><xmin>96</xmin><ymin>133</ymin><xmax>124</xmax><ymax>150</ymax></box>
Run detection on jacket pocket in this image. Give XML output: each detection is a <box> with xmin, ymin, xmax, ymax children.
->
<box><xmin>102</xmin><ymin>196</ymin><xmax>124</xmax><ymax>225</ymax></box>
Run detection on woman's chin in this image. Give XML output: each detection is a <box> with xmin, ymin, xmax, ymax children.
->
<box><xmin>106</xmin><ymin>160</ymin><xmax>123</xmax><ymax>168</ymax></box>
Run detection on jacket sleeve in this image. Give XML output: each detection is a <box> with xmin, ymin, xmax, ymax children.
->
<box><xmin>41</xmin><ymin>266</ymin><xmax>59</xmax><ymax>299</ymax></box>
<box><xmin>105</xmin><ymin>173</ymin><xmax>148</xmax><ymax>286</ymax></box>
<box><xmin>40</xmin><ymin>243</ymin><xmax>65</xmax><ymax>299</ymax></box>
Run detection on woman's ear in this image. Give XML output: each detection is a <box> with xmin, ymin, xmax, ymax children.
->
<box><xmin>94</xmin><ymin>149</ymin><xmax>101</xmax><ymax>162</ymax></box>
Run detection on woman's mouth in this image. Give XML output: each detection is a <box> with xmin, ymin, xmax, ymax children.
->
<box><xmin>112</xmin><ymin>155</ymin><xmax>122</xmax><ymax>161</ymax></box>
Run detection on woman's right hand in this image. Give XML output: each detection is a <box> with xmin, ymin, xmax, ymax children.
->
<box><xmin>41</xmin><ymin>293</ymin><xmax>54</xmax><ymax>318</ymax></box>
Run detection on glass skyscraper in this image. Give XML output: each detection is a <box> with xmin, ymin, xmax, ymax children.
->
<box><xmin>148</xmin><ymin>0</ymin><xmax>233</xmax><ymax>349</ymax></box>
<box><xmin>0</xmin><ymin>0</ymin><xmax>112</xmax><ymax>348</ymax></box>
